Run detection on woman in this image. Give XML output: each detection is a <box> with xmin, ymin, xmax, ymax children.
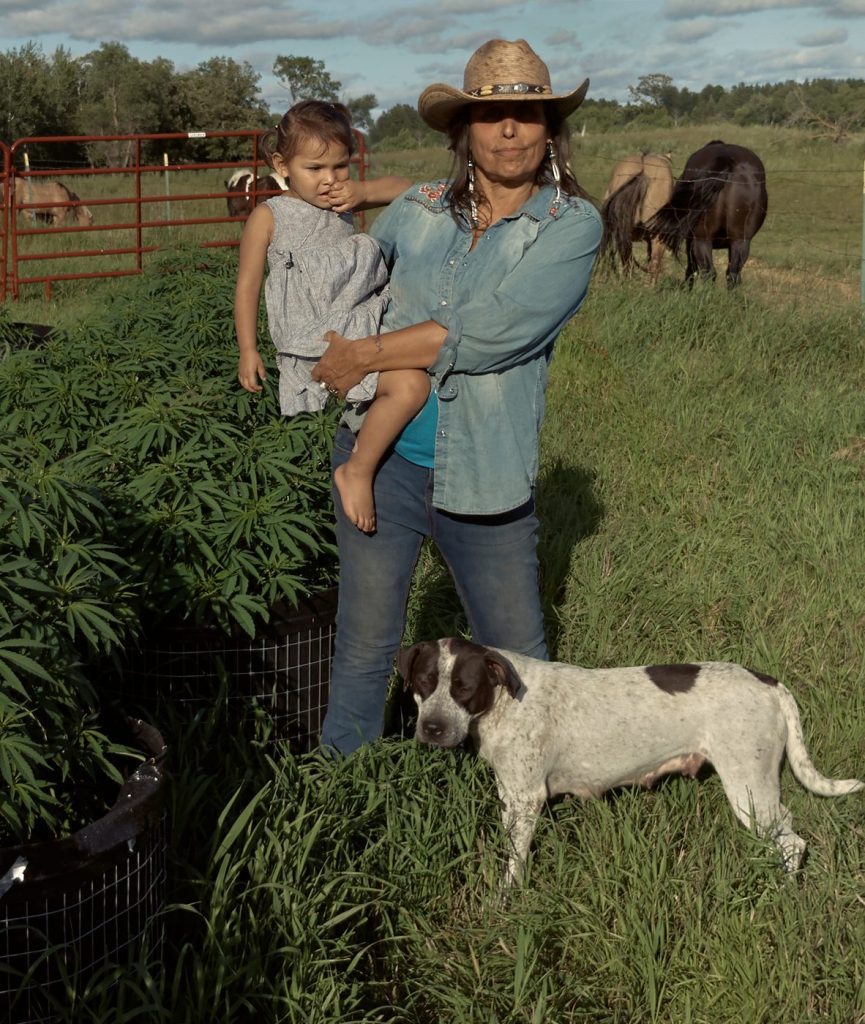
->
<box><xmin>312</xmin><ymin>39</ymin><xmax>602</xmax><ymax>755</ymax></box>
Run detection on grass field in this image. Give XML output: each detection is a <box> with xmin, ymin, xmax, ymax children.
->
<box><xmin>5</xmin><ymin>126</ymin><xmax>865</xmax><ymax>1022</ymax></box>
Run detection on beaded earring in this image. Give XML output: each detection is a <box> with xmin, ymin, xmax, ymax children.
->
<box><xmin>547</xmin><ymin>140</ymin><xmax>562</xmax><ymax>205</ymax></box>
<box><xmin>467</xmin><ymin>153</ymin><xmax>479</xmax><ymax>228</ymax></box>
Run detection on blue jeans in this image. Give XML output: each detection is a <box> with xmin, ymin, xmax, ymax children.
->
<box><xmin>320</xmin><ymin>426</ymin><xmax>548</xmax><ymax>755</ymax></box>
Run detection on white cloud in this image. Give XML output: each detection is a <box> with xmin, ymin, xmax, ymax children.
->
<box><xmin>665</xmin><ymin>18</ymin><xmax>725</xmax><ymax>41</ymax></box>
<box><xmin>664</xmin><ymin>0</ymin><xmax>865</xmax><ymax>17</ymax></box>
<box><xmin>798</xmin><ymin>26</ymin><xmax>848</xmax><ymax>42</ymax></box>
<box><xmin>4</xmin><ymin>0</ymin><xmax>352</xmax><ymax>45</ymax></box>
<box><xmin>544</xmin><ymin>29</ymin><xmax>582</xmax><ymax>49</ymax></box>
<box><xmin>664</xmin><ymin>0</ymin><xmax>816</xmax><ymax>17</ymax></box>
<box><xmin>826</xmin><ymin>0</ymin><xmax>865</xmax><ymax>13</ymax></box>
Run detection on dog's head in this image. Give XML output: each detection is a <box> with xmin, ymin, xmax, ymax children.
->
<box><xmin>395</xmin><ymin>638</ymin><xmax>522</xmax><ymax>747</ymax></box>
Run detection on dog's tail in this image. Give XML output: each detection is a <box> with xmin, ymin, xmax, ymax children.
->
<box><xmin>780</xmin><ymin>684</ymin><xmax>864</xmax><ymax>796</ymax></box>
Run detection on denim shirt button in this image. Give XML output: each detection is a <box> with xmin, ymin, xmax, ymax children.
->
<box><xmin>440</xmin><ymin>299</ymin><xmax>447</xmax><ymax>306</ymax></box>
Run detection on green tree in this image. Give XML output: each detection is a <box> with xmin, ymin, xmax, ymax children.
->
<box><xmin>272</xmin><ymin>55</ymin><xmax>341</xmax><ymax>102</ymax></box>
<box><xmin>175</xmin><ymin>56</ymin><xmax>270</xmax><ymax>160</ymax></box>
<box><xmin>0</xmin><ymin>43</ymin><xmax>81</xmax><ymax>144</ymax></box>
<box><xmin>575</xmin><ymin>98</ymin><xmax>635</xmax><ymax>133</ymax></box>
<box><xmin>628</xmin><ymin>73</ymin><xmax>676</xmax><ymax>108</ymax></box>
<box><xmin>75</xmin><ymin>43</ymin><xmax>170</xmax><ymax>165</ymax></box>
<box><xmin>0</xmin><ymin>43</ymin><xmax>88</xmax><ymax>163</ymax></box>
<box><xmin>628</xmin><ymin>73</ymin><xmax>694</xmax><ymax>125</ymax></box>
<box><xmin>785</xmin><ymin>81</ymin><xmax>854</xmax><ymax>141</ymax></box>
<box><xmin>368</xmin><ymin>103</ymin><xmax>436</xmax><ymax>148</ymax></box>
<box><xmin>0</xmin><ymin>42</ymin><xmax>48</xmax><ymax>142</ymax></box>
<box><xmin>43</xmin><ymin>47</ymin><xmax>84</xmax><ymax>135</ymax></box>
<box><xmin>346</xmin><ymin>93</ymin><xmax>378</xmax><ymax>132</ymax></box>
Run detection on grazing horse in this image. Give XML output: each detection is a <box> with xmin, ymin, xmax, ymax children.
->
<box><xmin>9</xmin><ymin>179</ymin><xmax>93</xmax><ymax>226</ymax></box>
<box><xmin>645</xmin><ymin>141</ymin><xmax>767</xmax><ymax>289</ymax></box>
<box><xmin>600</xmin><ymin>151</ymin><xmax>673</xmax><ymax>281</ymax></box>
<box><xmin>225</xmin><ymin>169</ymin><xmax>288</xmax><ymax>219</ymax></box>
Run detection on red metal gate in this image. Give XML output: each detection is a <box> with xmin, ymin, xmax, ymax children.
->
<box><xmin>1</xmin><ymin>129</ymin><xmax>368</xmax><ymax>301</ymax></box>
<box><xmin>0</xmin><ymin>143</ymin><xmax>9</xmax><ymax>302</ymax></box>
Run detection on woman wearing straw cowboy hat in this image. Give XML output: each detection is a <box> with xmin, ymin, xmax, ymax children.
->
<box><xmin>312</xmin><ymin>39</ymin><xmax>602</xmax><ymax>755</ymax></box>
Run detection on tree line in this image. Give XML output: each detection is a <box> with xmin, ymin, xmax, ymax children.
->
<box><xmin>3</xmin><ymin>43</ymin><xmax>863</xmax><ymax>169</ymax></box>
<box><xmin>1</xmin><ymin>42</ymin><xmax>380</xmax><ymax>166</ymax></box>
<box><xmin>611</xmin><ymin>73</ymin><xmax>865</xmax><ymax>141</ymax></box>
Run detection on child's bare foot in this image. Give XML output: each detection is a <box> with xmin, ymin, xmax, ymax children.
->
<box><xmin>334</xmin><ymin>462</ymin><xmax>376</xmax><ymax>533</ymax></box>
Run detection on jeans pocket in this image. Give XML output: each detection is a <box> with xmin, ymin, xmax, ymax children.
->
<box><xmin>333</xmin><ymin>425</ymin><xmax>357</xmax><ymax>462</ymax></box>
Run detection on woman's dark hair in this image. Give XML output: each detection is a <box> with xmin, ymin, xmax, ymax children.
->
<box><xmin>443</xmin><ymin>106</ymin><xmax>590</xmax><ymax>227</ymax></box>
<box><xmin>260</xmin><ymin>100</ymin><xmax>354</xmax><ymax>166</ymax></box>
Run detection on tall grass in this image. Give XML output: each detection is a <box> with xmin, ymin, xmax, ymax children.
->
<box><xmin>6</xmin><ymin>131</ymin><xmax>865</xmax><ymax>1021</ymax></box>
<box><xmin>27</xmin><ymin>266</ymin><xmax>865</xmax><ymax>1022</ymax></box>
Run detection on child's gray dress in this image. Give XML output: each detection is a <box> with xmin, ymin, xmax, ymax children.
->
<box><xmin>264</xmin><ymin>196</ymin><xmax>388</xmax><ymax>415</ymax></box>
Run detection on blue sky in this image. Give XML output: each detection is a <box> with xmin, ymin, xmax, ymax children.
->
<box><xmin>2</xmin><ymin>0</ymin><xmax>865</xmax><ymax>116</ymax></box>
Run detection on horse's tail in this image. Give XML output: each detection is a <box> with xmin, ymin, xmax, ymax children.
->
<box><xmin>645</xmin><ymin>172</ymin><xmax>727</xmax><ymax>257</ymax></box>
<box><xmin>600</xmin><ymin>172</ymin><xmax>649</xmax><ymax>269</ymax></box>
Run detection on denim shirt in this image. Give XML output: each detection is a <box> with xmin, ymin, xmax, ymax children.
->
<box><xmin>342</xmin><ymin>180</ymin><xmax>602</xmax><ymax>515</ymax></box>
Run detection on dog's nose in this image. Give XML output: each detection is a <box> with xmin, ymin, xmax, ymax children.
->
<box><xmin>420</xmin><ymin>719</ymin><xmax>445</xmax><ymax>742</ymax></box>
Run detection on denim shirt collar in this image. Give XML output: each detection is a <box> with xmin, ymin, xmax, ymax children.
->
<box><xmin>409</xmin><ymin>180</ymin><xmax>569</xmax><ymax>225</ymax></box>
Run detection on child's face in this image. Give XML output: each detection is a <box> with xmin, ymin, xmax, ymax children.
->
<box><xmin>274</xmin><ymin>136</ymin><xmax>351</xmax><ymax>209</ymax></box>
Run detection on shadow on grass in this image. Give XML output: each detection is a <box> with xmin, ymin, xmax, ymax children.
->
<box><xmin>536</xmin><ymin>458</ymin><xmax>604</xmax><ymax>647</ymax></box>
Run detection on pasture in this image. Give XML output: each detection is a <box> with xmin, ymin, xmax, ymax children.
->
<box><xmin>9</xmin><ymin>120</ymin><xmax>863</xmax><ymax>320</ymax></box>
<box><xmin>4</xmin><ymin>125</ymin><xmax>865</xmax><ymax>1022</ymax></box>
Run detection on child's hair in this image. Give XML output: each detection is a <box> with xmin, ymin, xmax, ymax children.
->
<box><xmin>260</xmin><ymin>100</ymin><xmax>354</xmax><ymax>166</ymax></box>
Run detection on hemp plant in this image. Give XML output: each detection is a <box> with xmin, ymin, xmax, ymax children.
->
<box><xmin>0</xmin><ymin>248</ymin><xmax>340</xmax><ymax>842</ymax></box>
<box><xmin>0</xmin><ymin>431</ymin><xmax>141</xmax><ymax>843</ymax></box>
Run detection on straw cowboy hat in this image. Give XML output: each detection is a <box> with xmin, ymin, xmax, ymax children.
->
<box><xmin>418</xmin><ymin>38</ymin><xmax>589</xmax><ymax>133</ymax></box>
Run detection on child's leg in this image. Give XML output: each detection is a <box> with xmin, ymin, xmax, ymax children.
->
<box><xmin>334</xmin><ymin>369</ymin><xmax>430</xmax><ymax>533</ymax></box>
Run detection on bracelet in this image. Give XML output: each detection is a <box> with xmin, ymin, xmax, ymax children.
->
<box><xmin>373</xmin><ymin>335</ymin><xmax>383</xmax><ymax>354</ymax></box>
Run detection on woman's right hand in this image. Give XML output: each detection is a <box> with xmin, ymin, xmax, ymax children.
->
<box><xmin>238</xmin><ymin>349</ymin><xmax>267</xmax><ymax>393</ymax></box>
<box><xmin>312</xmin><ymin>331</ymin><xmax>369</xmax><ymax>398</ymax></box>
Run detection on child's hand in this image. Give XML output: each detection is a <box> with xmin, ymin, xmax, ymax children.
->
<box><xmin>328</xmin><ymin>180</ymin><xmax>366</xmax><ymax>213</ymax></box>
<box><xmin>238</xmin><ymin>350</ymin><xmax>267</xmax><ymax>393</ymax></box>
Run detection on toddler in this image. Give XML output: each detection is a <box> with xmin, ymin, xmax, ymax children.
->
<box><xmin>235</xmin><ymin>100</ymin><xmax>429</xmax><ymax>532</ymax></box>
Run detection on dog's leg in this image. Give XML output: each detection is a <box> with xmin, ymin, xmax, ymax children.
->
<box><xmin>498</xmin><ymin>783</ymin><xmax>544</xmax><ymax>886</ymax></box>
<box><xmin>715</xmin><ymin>764</ymin><xmax>807</xmax><ymax>871</ymax></box>
<box><xmin>769</xmin><ymin>803</ymin><xmax>808</xmax><ymax>871</ymax></box>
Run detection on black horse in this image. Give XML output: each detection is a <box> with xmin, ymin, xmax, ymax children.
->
<box><xmin>645</xmin><ymin>141</ymin><xmax>767</xmax><ymax>289</ymax></box>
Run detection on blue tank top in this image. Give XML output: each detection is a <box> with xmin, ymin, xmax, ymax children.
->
<box><xmin>394</xmin><ymin>390</ymin><xmax>438</xmax><ymax>468</ymax></box>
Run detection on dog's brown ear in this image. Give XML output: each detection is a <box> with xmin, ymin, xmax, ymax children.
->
<box><xmin>485</xmin><ymin>652</ymin><xmax>522</xmax><ymax>698</ymax></box>
<box><xmin>395</xmin><ymin>641</ymin><xmax>429</xmax><ymax>689</ymax></box>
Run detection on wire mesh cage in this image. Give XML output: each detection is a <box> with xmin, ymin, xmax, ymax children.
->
<box><xmin>118</xmin><ymin>586</ymin><xmax>338</xmax><ymax>752</ymax></box>
<box><xmin>0</xmin><ymin>719</ymin><xmax>168</xmax><ymax>1024</ymax></box>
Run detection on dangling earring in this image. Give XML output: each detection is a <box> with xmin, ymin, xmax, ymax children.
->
<box><xmin>547</xmin><ymin>140</ymin><xmax>561</xmax><ymax>204</ymax></box>
<box><xmin>467</xmin><ymin>152</ymin><xmax>479</xmax><ymax>228</ymax></box>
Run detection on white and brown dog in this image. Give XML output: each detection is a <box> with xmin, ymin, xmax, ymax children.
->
<box><xmin>396</xmin><ymin>638</ymin><xmax>863</xmax><ymax>884</ymax></box>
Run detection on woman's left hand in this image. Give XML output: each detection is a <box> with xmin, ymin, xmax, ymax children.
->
<box><xmin>312</xmin><ymin>331</ymin><xmax>368</xmax><ymax>399</ymax></box>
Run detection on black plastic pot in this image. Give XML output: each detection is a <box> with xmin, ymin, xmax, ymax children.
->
<box><xmin>3</xmin><ymin>323</ymin><xmax>54</xmax><ymax>350</ymax></box>
<box><xmin>119</xmin><ymin>586</ymin><xmax>339</xmax><ymax>753</ymax></box>
<box><xmin>0</xmin><ymin>718</ymin><xmax>168</xmax><ymax>1024</ymax></box>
